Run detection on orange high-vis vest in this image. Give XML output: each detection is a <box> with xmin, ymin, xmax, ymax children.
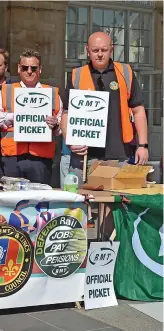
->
<box><xmin>1</xmin><ymin>82</ymin><xmax>60</xmax><ymax>158</ymax></box>
<box><xmin>72</xmin><ymin>62</ymin><xmax>133</xmax><ymax>143</ymax></box>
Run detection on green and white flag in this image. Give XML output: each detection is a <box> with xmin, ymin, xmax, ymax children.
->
<box><xmin>113</xmin><ymin>194</ymin><xmax>163</xmax><ymax>301</ymax></box>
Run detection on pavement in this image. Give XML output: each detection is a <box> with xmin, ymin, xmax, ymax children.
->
<box><xmin>0</xmin><ymin>300</ymin><xmax>163</xmax><ymax>331</ymax></box>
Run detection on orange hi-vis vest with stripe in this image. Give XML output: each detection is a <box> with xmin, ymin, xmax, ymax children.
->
<box><xmin>1</xmin><ymin>82</ymin><xmax>60</xmax><ymax>158</ymax></box>
<box><xmin>72</xmin><ymin>62</ymin><xmax>133</xmax><ymax>143</ymax></box>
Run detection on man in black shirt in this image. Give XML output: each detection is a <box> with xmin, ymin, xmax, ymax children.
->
<box><xmin>61</xmin><ymin>32</ymin><xmax>148</xmax><ymax>186</ymax></box>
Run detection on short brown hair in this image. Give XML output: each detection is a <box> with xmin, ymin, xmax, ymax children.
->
<box><xmin>0</xmin><ymin>49</ymin><xmax>9</xmax><ymax>65</ymax></box>
<box><xmin>19</xmin><ymin>49</ymin><xmax>41</xmax><ymax>65</ymax></box>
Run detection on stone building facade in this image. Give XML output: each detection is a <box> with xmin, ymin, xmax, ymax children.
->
<box><xmin>0</xmin><ymin>1</ymin><xmax>68</xmax><ymax>87</ymax></box>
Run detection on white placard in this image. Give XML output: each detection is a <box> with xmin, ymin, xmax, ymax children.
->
<box><xmin>66</xmin><ymin>89</ymin><xmax>109</xmax><ymax>148</ymax></box>
<box><xmin>14</xmin><ymin>88</ymin><xmax>52</xmax><ymax>142</ymax></box>
<box><xmin>84</xmin><ymin>241</ymin><xmax>120</xmax><ymax>310</ymax></box>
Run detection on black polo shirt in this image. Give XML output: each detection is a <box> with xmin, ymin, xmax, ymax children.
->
<box><xmin>61</xmin><ymin>59</ymin><xmax>144</xmax><ymax>160</ymax></box>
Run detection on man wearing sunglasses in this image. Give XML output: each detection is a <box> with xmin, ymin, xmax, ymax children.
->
<box><xmin>0</xmin><ymin>49</ymin><xmax>62</xmax><ymax>184</ymax></box>
<box><xmin>61</xmin><ymin>31</ymin><xmax>148</xmax><ymax>186</ymax></box>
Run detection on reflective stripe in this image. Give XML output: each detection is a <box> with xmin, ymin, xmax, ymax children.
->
<box><xmin>1</xmin><ymin>131</ymin><xmax>14</xmax><ymax>138</ymax></box>
<box><xmin>74</xmin><ymin>67</ymin><xmax>82</xmax><ymax>88</ymax></box>
<box><xmin>6</xmin><ymin>84</ymin><xmax>12</xmax><ymax>113</ymax></box>
<box><xmin>121</xmin><ymin>63</ymin><xmax>131</xmax><ymax>94</ymax></box>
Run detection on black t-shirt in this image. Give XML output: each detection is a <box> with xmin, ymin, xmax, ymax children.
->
<box><xmin>61</xmin><ymin>59</ymin><xmax>144</xmax><ymax>160</ymax></box>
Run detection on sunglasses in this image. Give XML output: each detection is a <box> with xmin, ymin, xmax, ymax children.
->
<box><xmin>97</xmin><ymin>76</ymin><xmax>105</xmax><ymax>91</ymax></box>
<box><xmin>20</xmin><ymin>65</ymin><xmax>39</xmax><ymax>72</ymax></box>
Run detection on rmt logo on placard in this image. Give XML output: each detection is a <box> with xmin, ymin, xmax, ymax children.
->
<box><xmin>71</xmin><ymin>95</ymin><xmax>106</xmax><ymax>112</ymax></box>
<box><xmin>16</xmin><ymin>92</ymin><xmax>50</xmax><ymax>108</ymax></box>
<box><xmin>89</xmin><ymin>247</ymin><xmax>115</xmax><ymax>266</ymax></box>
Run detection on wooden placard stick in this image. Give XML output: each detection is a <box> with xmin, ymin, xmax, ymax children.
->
<box><xmin>83</xmin><ymin>153</ymin><xmax>88</xmax><ymax>183</ymax></box>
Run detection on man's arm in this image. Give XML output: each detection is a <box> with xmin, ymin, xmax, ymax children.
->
<box><xmin>52</xmin><ymin>96</ymin><xmax>63</xmax><ymax>136</ymax></box>
<box><xmin>0</xmin><ymin>112</ymin><xmax>14</xmax><ymax>129</ymax></box>
<box><xmin>132</xmin><ymin>105</ymin><xmax>148</xmax><ymax>144</ymax></box>
<box><xmin>129</xmin><ymin>71</ymin><xmax>148</xmax><ymax>165</ymax></box>
<box><xmin>61</xmin><ymin>112</ymin><xmax>67</xmax><ymax>140</ymax></box>
<box><xmin>132</xmin><ymin>105</ymin><xmax>148</xmax><ymax>164</ymax></box>
<box><xmin>0</xmin><ymin>87</ymin><xmax>14</xmax><ymax>129</ymax></box>
<box><xmin>61</xmin><ymin>112</ymin><xmax>88</xmax><ymax>155</ymax></box>
<box><xmin>60</xmin><ymin>86</ymin><xmax>70</xmax><ymax>140</ymax></box>
<box><xmin>46</xmin><ymin>96</ymin><xmax>63</xmax><ymax>135</ymax></box>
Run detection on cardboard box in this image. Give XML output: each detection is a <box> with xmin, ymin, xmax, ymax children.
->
<box><xmin>88</xmin><ymin>161</ymin><xmax>152</xmax><ymax>190</ymax></box>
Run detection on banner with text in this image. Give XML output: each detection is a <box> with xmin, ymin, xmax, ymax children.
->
<box><xmin>0</xmin><ymin>190</ymin><xmax>87</xmax><ymax>309</ymax></box>
<box><xmin>84</xmin><ymin>241</ymin><xmax>119</xmax><ymax>310</ymax></box>
<box><xmin>66</xmin><ymin>89</ymin><xmax>109</xmax><ymax>148</ymax></box>
<box><xmin>14</xmin><ymin>88</ymin><xmax>52</xmax><ymax>142</ymax></box>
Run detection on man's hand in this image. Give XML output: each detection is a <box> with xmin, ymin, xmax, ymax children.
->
<box><xmin>46</xmin><ymin>115</ymin><xmax>58</xmax><ymax>130</ymax></box>
<box><xmin>69</xmin><ymin>145</ymin><xmax>88</xmax><ymax>156</ymax></box>
<box><xmin>135</xmin><ymin>147</ymin><xmax>149</xmax><ymax>165</ymax></box>
<box><xmin>0</xmin><ymin>112</ymin><xmax>14</xmax><ymax>129</ymax></box>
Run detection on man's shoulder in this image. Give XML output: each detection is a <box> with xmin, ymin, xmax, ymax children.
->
<box><xmin>114</xmin><ymin>62</ymin><xmax>135</xmax><ymax>86</ymax></box>
<box><xmin>72</xmin><ymin>63</ymin><xmax>89</xmax><ymax>70</ymax></box>
<box><xmin>114</xmin><ymin>61</ymin><xmax>133</xmax><ymax>70</ymax></box>
<box><xmin>40</xmin><ymin>82</ymin><xmax>60</xmax><ymax>90</ymax></box>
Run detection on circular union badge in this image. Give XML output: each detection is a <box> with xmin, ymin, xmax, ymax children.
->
<box><xmin>109</xmin><ymin>81</ymin><xmax>119</xmax><ymax>90</ymax></box>
<box><xmin>35</xmin><ymin>215</ymin><xmax>87</xmax><ymax>278</ymax></box>
<box><xmin>0</xmin><ymin>225</ymin><xmax>34</xmax><ymax>297</ymax></box>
